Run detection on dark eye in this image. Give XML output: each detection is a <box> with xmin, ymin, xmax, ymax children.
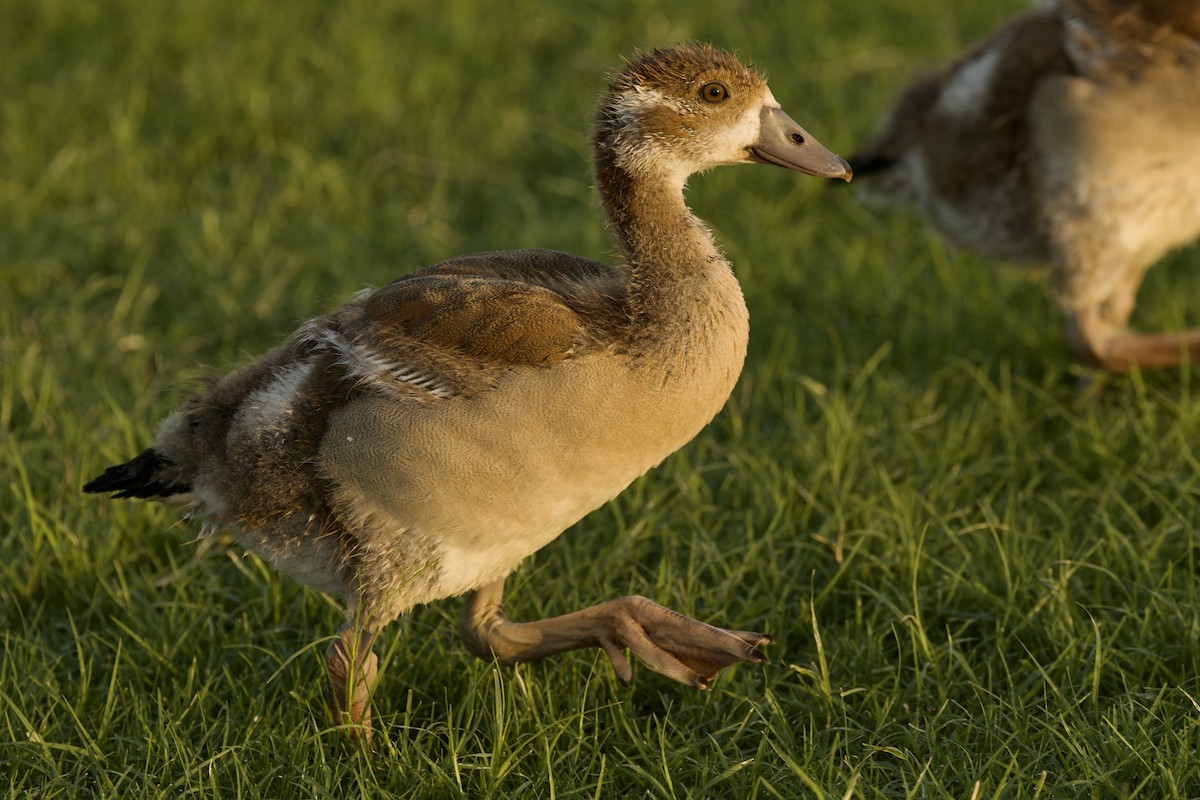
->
<box><xmin>699</xmin><ymin>81</ymin><xmax>729</xmax><ymax>103</ymax></box>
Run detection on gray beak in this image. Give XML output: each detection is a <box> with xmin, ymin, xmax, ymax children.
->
<box><xmin>748</xmin><ymin>106</ymin><xmax>852</xmax><ymax>182</ymax></box>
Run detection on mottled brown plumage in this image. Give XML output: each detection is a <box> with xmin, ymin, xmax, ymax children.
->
<box><xmin>851</xmin><ymin>0</ymin><xmax>1200</xmax><ymax>372</ymax></box>
<box><xmin>85</xmin><ymin>43</ymin><xmax>850</xmax><ymax>736</ymax></box>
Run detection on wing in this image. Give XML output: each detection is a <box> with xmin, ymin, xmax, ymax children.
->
<box><xmin>304</xmin><ymin>248</ymin><xmax>629</xmax><ymax>401</ymax></box>
<box><xmin>850</xmin><ymin>11</ymin><xmax>1073</xmax><ymax>183</ymax></box>
<box><xmin>1058</xmin><ymin>0</ymin><xmax>1200</xmax><ymax>75</ymax></box>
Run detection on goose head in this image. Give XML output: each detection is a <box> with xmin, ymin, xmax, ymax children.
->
<box><xmin>593</xmin><ymin>43</ymin><xmax>851</xmax><ymax>186</ymax></box>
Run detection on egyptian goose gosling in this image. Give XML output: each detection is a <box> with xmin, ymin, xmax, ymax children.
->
<box><xmin>85</xmin><ymin>43</ymin><xmax>851</xmax><ymax>735</ymax></box>
<box><xmin>849</xmin><ymin>0</ymin><xmax>1200</xmax><ymax>372</ymax></box>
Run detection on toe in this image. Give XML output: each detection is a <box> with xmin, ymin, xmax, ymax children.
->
<box><xmin>611</xmin><ymin>597</ymin><xmax>770</xmax><ymax>687</ymax></box>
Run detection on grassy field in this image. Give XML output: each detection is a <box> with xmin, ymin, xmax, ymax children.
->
<box><xmin>4</xmin><ymin>0</ymin><xmax>1200</xmax><ymax>796</ymax></box>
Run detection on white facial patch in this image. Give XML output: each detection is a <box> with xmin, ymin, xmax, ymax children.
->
<box><xmin>707</xmin><ymin>89</ymin><xmax>770</xmax><ymax>164</ymax></box>
<box><xmin>610</xmin><ymin>83</ymin><xmax>771</xmax><ymax>179</ymax></box>
<box><xmin>938</xmin><ymin>46</ymin><xmax>1003</xmax><ymax>119</ymax></box>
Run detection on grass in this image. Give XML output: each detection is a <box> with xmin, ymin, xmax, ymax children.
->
<box><xmin>4</xmin><ymin>0</ymin><xmax>1200</xmax><ymax>796</ymax></box>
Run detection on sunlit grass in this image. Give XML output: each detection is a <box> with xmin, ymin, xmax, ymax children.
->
<box><xmin>4</xmin><ymin>0</ymin><xmax>1200</xmax><ymax>796</ymax></box>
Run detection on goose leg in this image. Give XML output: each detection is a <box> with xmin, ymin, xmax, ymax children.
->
<box><xmin>325</xmin><ymin>621</ymin><xmax>379</xmax><ymax>738</ymax></box>
<box><xmin>1066</xmin><ymin>306</ymin><xmax>1200</xmax><ymax>372</ymax></box>
<box><xmin>458</xmin><ymin>578</ymin><xmax>770</xmax><ymax>689</ymax></box>
<box><xmin>1058</xmin><ymin>254</ymin><xmax>1200</xmax><ymax>372</ymax></box>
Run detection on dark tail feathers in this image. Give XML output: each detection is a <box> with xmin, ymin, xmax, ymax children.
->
<box><xmin>828</xmin><ymin>153</ymin><xmax>895</xmax><ymax>185</ymax></box>
<box><xmin>845</xmin><ymin>153</ymin><xmax>895</xmax><ymax>178</ymax></box>
<box><xmin>84</xmin><ymin>449</ymin><xmax>190</xmax><ymax>499</ymax></box>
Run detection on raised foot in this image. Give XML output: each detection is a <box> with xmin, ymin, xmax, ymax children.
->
<box><xmin>1068</xmin><ymin>313</ymin><xmax>1200</xmax><ymax>373</ymax></box>
<box><xmin>596</xmin><ymin>595</ymin><xmax>772</xmax><ymax>689</ymax></box>
<box><xmin>459</xmin><ymin>581</ymin><xmax>770</xmax><ymax>691</ymax></box>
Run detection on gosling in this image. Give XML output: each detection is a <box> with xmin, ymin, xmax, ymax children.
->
<box><xmin>85</xmin><ymin>43</ymin><xmax>851</xmax><ymax>735</ymax></box>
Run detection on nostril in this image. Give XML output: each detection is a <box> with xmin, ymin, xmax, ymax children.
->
<box><xmin>790</xmin><ymin>133</ymin><xmax>805</xmax><ymax>145</ymax></box>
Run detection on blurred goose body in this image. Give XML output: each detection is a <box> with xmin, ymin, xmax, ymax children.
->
<box><xmin>851</xmin><ymin>0</ymin><xmax>1200</xmax><ymax>371</ymax></box>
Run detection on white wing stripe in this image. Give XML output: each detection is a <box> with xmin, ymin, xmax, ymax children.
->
<box><xmin>303</xmin><ymin>323</ymin><xmax>456</xmax><ymax>399</ymax></box>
